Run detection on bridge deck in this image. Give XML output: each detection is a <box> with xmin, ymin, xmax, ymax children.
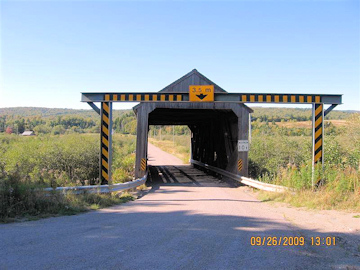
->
<box><xmin>147</xmin><ymin>142</ymin><xmax>232</xmax><ymax>187</ymax></box>
<box><xmin>148</xmin><ymin>165</ymin><xmax>229</xmax><ymax>187</ymax></box>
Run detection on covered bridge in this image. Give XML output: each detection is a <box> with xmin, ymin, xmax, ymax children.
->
<box><xmin>133</xmin><ymin>69</ymin><xmax>252</xmax><ymax>179</ymax></box>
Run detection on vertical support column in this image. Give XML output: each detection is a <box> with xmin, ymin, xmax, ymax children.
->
<box><xmin>312</xmin><ymin>103</ymin><xmax>324</xmax><ymax>186</ymax></box>
<box><xmin>100</xmin><ymin>102</ymin><xmax>112</xmax><ymax>185</ymax></box>
<box><xmin>237</xmin><ymin>109</ymin><xmax>249</xmax><ymax>177</ymax></box>
<box><xmin>135</xmin><ymin>106</ymin><xmax>149</xmax><ymax>179</ymax></box>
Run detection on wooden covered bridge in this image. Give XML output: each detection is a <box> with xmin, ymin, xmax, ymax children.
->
<box><xmin>133</xmin><ymin>70</ymin><xmax>251</xmax><ymax>179</ymax></box>
<box><xmin>81</xmin><ymin>69</ymin><xmax>342</xmax><ymax>185</ymax></box>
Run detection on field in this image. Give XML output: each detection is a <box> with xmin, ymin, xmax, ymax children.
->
<box><xmin>275</xmin><ymin>119</ymin><xmax>350</xmax><ymax>129</ymax></box>
<box><xmin>0</xmin><ymin>107</ymin><xmax>359</xmax><ymax>221</ymax></box>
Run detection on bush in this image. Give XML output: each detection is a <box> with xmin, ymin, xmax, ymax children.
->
<box><xmin>0</xmin><ymin>134</ymin><xmax>100</xmax><ymax>187</ymax></box>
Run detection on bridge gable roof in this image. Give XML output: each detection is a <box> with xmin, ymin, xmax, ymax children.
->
<box><xmin>133</xmin><ymin>69</ymin><xmax>252</xmax><ymax>113</ymax></box>
<box><xmin>159</xmin><ymin>69</ymin><xmax>227</xmax><ymax>93</ymax></box>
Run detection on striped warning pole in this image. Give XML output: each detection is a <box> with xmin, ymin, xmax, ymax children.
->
<box><xmin>312</xmin><ymin>103</ymin><xmax>324</xmax><ymax>187</ymax></box>
<box><xmin>100</xmin><ymin>101</ymin><xmax>113</xmax><ymax>185</ymax></box>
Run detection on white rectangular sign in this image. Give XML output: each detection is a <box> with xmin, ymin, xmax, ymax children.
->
<box><xmin>238</xmin><ymin>140</ymin><xmax>249</xmax><ymax>152</ymax></box>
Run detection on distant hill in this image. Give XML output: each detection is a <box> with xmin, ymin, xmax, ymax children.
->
<box><xmin>0</xmin><ymin>107</ymin><xmax>136</xmax><ymax>134</ymax></box>
<box><xmin>0</xmin><ymin>106</ymin><xmax>357</xmax><ymax>135</ymax></box>
<box><xmin>0</xmin><ymin>107</ymin><xmax>128</xmax><ymax>119</ymax></box>
<box><xmin>0</xmin><ymin>106</ymin><xmax>357</xmax><ymax>120</ymax></box>
<box><xmin>250</xmin><ymin>107</ymin><xmax>358</xmax><ymax>122</ymax></box>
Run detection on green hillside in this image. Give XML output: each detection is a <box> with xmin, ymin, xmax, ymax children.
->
<box><xmin>0</xmin><ymin>106</ymin><xmax>357</xmax><ymax>136</ymax></box>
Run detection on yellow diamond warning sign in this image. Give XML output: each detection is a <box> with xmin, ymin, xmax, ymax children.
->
<box><xmin>189</xmin><ymin>85</ymin><xmax>214</xmax><ymax>102</ymax></box>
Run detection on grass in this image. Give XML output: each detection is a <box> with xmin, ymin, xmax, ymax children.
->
<box><xmin>136</xmin><ymin>184</ymin><xmax>148</xmax><ymax>191</ymax></box>
<box><xmin>0</xmin><ymin>188</ymin><xmax>134</xmax><ymax>223</ymax></box>
<box><xmin>256</xmin><ymin>189</ymin><xmax>360</xmax><ymax>212</ymax></box>
<box><xmin>254</xmin><ymin>162</ymin><xmax>360</xmax><ymax>212</ymax></box>
<box><xmin>0</xmin><ymin>133</ymin><xmax>138</xmax><ymax>222</ymax></box>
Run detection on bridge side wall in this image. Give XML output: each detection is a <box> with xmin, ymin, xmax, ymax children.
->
<box><xmin>236</xmin><ymin>104</ymin><xmax>249</xmax><ymax>177</ymax></box>
<box><xmin>135</xmin><ymin>104</ymin><xmax>156</xmax><ymax>178</ymax></box>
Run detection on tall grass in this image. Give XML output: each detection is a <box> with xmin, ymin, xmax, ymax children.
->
<box><xmin>253</xmin><ymin>114</ymin><xmax>360</xmax><ymax>210</ymax></box>
<box><xmin>0</xmin><ymin>166</ymin><xmax>134</xmax><ymax>222</ymax></box>
<box><xmin>112</xmin><ymin>134</ymin><xmax>136</xmax><ymax>183</ymax></box>
<box><xmin>0</xmin><ymin>133</ymin><xmax>136</xmax><ymax>221</ymax></box>
<box><xmin>1</xmin><ymin>134</ymin><xmax>100</xmax><ymax>187</ymax></box>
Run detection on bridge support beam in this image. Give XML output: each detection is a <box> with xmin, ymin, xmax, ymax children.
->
<box><xmin>100</xmin><ymin>102</ymin><xmax>113</xmax><ymax>185</ymax></box>
<box><xmin>237</xmin><ymin>107</ymin><xmax>249</xmax><ymax>177</ymax></box>
<box><xmin>135</xmin><ymin>104</ymin><xmax>154</xmax><ymax>179</ymax></box>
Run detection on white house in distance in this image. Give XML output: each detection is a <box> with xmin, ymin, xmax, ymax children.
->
<box><xmin>21</xmin><ymin>130</ymin><xmax>35</xmax><ymax>136</ymax></box>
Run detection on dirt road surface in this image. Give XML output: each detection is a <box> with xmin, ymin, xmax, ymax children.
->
<box><xmin>0</xmin><ymin>143</ymin><xmax>359</xmax><ymax>269</ymax></box>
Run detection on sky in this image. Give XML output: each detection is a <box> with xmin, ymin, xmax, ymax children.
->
<box><xmin>0</xmin><ymin>0</ymin><xmax>359</xmax><ymax>111</ymax></box>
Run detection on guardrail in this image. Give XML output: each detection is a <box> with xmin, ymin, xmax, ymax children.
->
<box><xmin>44</xmin><ymin>173</ymin><xmax>147</xmax><ymax>194</ymax></box>
<box><xmin>190</xmin><ymin>159</ymin><xmax>288</xmax><ymax>192</ymax></box>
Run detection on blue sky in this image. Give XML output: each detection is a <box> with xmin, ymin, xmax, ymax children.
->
<box><xmin>1</xmin><ymin>0</ymin><xmax>359</xmax><ymax>111</ymax></box>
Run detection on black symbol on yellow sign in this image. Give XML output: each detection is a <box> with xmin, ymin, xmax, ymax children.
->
<box><xmin>189</xmin><ymin>85</ymin><xmax>214</xmax><ymax>102</ymax></box>
<box><xmin>196</xmin><ymin>93</ymin><xmax>207</xmax><ymax>100</ymax></box>
<box><xmin>238</xmin><ymin>159</ymin><xmax>243</xmax><ymax>171</ymax></box>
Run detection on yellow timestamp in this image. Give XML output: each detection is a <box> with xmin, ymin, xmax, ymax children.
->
<box><xmin>250</xmin><ymin>236</ymin><xmax>336</xmax><ymax>246</ymax></box>
<box><xmin>251</xmin><ymin>236</ymin><xmax>305</xmax><ymax>246</ymax></box>
<box><xmin>310</xmin><ymin>236</ymin><xmax>336</xmax><ymax>246</ymax></box>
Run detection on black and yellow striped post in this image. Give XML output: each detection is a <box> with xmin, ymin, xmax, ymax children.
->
<box><xmin>100</xmin><ymin>102</ymin><xmax>113</xmax><ymax>185</ymax></box>
<box><xmin>312</xmin><ymin>103</ymin><xmax>324</xmax><ymax>186</ymax></box>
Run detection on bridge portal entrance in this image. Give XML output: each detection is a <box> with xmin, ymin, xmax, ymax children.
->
<box><xmin>134</xmin><ymin>101</ymin><xmax>251</xmax><ymax>179</ymax></box>
<box><xmin>81</xmin><ymin>69</ymin><xmax>342</xmax><ymax>186</ymax></box>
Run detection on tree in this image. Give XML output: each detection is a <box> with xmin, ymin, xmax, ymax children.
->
<box><xmin>33</xmin><ymin>125</ymin><xmax>52</xmax><ymax>134</ymax></box>
<box><xmin>52</xmin><ymin>125</ymin><xmax>66</xmax><ymax>135</ymax></box>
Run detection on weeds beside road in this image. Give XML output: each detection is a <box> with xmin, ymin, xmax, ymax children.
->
<box><xmin>0</xmin><ymin>133</ymin><xmax>136</xmax><ymax>222</ymax></box>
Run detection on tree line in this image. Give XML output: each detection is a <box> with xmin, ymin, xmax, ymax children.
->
<box><xmin>0</xmin><ymin>107</ymin><xmax>357</xmax><ymax>137</ymax></box>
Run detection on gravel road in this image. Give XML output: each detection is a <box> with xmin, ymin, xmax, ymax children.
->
<box><xmin>0</xmin><ymin>144</ymin><xmax>359</xmax><ymax>269</ymax></box>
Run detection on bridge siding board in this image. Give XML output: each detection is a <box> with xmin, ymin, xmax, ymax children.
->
<box><xmin>238</xmin><ymin>105</ymin><xmax>249</xmax><ymax>177</ymax></box>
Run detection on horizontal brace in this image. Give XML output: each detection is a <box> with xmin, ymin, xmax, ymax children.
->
<box><xmin>81</xmin><ymin>92</ymin><xmax>342</xmax><ymax>105</ymax></box>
